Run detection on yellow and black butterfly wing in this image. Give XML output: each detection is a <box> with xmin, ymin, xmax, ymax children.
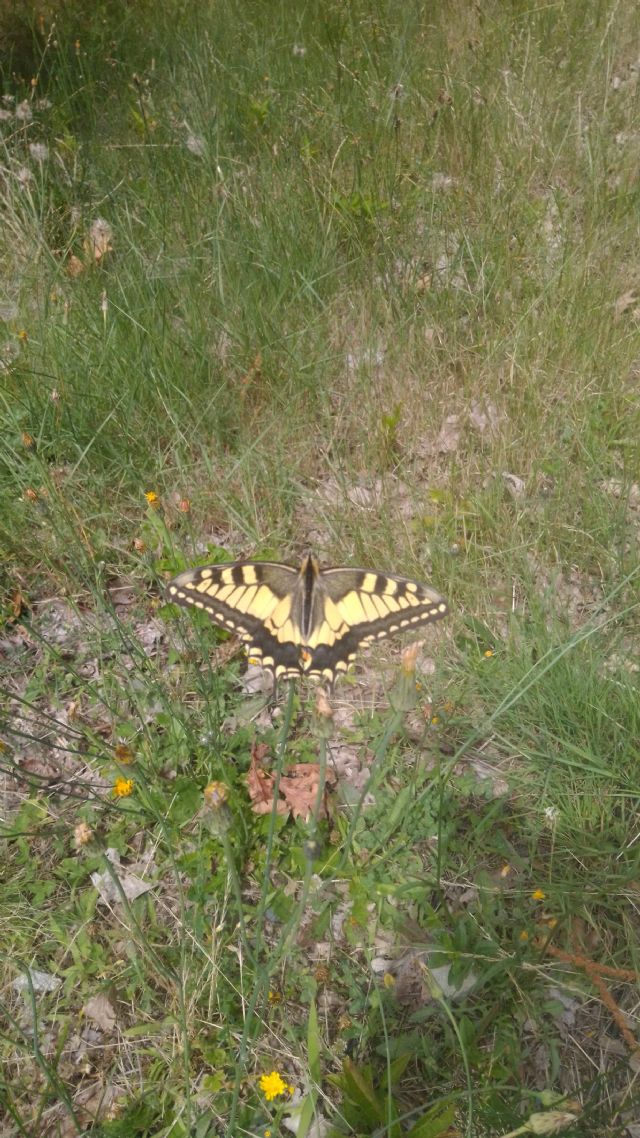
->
<box><xmin>166</xmin><ymin>560</ymin><xmax>306</xmax><ymax>678</ymax></box>
<box><xmin>302</xmin><ymin>566</ymin><xmax>448</xmax><ymax>683</ymax></box>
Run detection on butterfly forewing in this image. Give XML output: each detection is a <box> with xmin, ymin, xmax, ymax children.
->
<box><xmin>166</xmin><ymin>561</ymin><xmax>300</xmax><ymax>664</ymax></box>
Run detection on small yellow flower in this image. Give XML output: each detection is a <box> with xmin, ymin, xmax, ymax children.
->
<box><xmin>484</xmin><ymin>649</ymin><xmax>494</xmax><ymax>658</ymax></box>
<box><xmin>531</xmin><ymin>888</ymin><xmax>546</xmax><ymax>901</ymax></box>
<box><xmin>259</xmin><ymin>1071</ymin><xmax>292</xmax><ymax>1102</ymax></box>
<box><xmin>430</xmin><ymin>714</ymin><xmax>440</xmax><ymax>725</ymax></box>
<box><xmin>114</xmin><ymin>743</ymin><xmax>134</xmax><ymax>764</ymax></box>
<box><xmin>113</xmin><ymin>777</ymin><xmax>134</xmax><ymax>798</ymax></box>
<box><xmin>268</xmin><ymin>989</ymin><xmax>282</xmax><ymax>1004</ymax></box>
<box><xmin>144</xmin><ymin>490</ymin><xmax>160</xmax><ymax>506</ymax></box>
<box><xmin>519</xmin><ymin>930</ymin><xmax>530</xmax><ymax>942</ymax></box>
<box><xmin>18</xmin><ymin>329</ymin><xmax>28</xmax><ymax>342</ymax></box>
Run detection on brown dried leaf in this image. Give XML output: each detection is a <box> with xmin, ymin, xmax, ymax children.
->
<box><xmin>246</xmin><ymin>742</ymin><xmax>287</xmax><ymax>815</ymax></box>
<box><xmin>83</xmin><ymin>994</ymin><xmax>116</xmax><ymax>1033</ymax></box>
<box><xmin>280</xmin><ymin>763</ymin><xmax>328</xmax><ymax>821</ymax></box>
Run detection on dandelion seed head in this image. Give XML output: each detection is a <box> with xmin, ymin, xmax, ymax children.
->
<box><xmin>29</xmin><ymin>142</ymin><xmax>49</xmax><ymax>162</ymax></box>
<box><xmin>15</xmin><ymin>100</ymin><xmax>33</xmax><ymax>122</ymax></box>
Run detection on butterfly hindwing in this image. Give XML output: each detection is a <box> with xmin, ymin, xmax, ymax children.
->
<box><xmin>166</xmin><ymin>555</ymin><xmax>448</xmax><ymax>684</ymax></box>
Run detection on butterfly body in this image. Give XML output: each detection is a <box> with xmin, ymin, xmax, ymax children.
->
<box><xmin>166</xmin><ymin>553</ymin><xmax>448</xmax><ymax>685</ymax></box>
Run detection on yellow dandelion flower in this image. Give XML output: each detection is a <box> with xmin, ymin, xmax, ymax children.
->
<box><xmin>531</xmin><ymin>888</ymin><xmax>546</xmax><ymax>901</ymax></box>
<box><xmin>259</xmin><ymin>1071</ymin><xmax>291</xmax><ymax>1102</ymax></box>
<box><xmin>144</xmin><ymin>490</ymin><xmax>160</xmax><ymax>506</ymax></box>
<box><xmin>113</xmin><ymin>777</ymin><xmax>134</xmax><ymax>798</ymax></box>
<box><xmin>484</xmin><ymin>649</ymin><xmax>494</xmax><ymax>658</ymax></box>
<box><xmin>18</xmin><ymin>329</ymin><xmax>28</xmax><ymax>342</ymax></box>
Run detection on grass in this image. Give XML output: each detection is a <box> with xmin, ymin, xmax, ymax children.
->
<box><xmin>1</xmin><ymin>0</ymin><xmax>640</xmax><ymax>1135</ymax></box>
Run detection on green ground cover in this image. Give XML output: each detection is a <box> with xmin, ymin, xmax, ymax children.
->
<box><xmin>1</xmin><ymin>2</ymin><xmax>639</xmax><ymax>1135</ymax></box>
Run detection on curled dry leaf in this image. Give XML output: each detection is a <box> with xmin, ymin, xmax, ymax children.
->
<box><xmin>91</xmin><ymin>848</ymin><xmax>153</xmax><ymax>904</ymax></box>
<box><xmin>246</xmin><ymin>742</ymin><xmax>334</xmax><ymax>820</ymax></box>
<box><xmin>83</xmin><ymin>993</ymin><xmax>117</xmax><ymax>1033</ymax></box>
<box><xmin>246</xmin><ymin>742</ymin><xmax>285</xmax><ymax>815</ymax></box>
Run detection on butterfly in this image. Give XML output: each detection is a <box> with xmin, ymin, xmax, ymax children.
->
<box><xmin>166</xmin><ymin>553</ymin><xmax>448</xmax><ymax>685</ymax></box>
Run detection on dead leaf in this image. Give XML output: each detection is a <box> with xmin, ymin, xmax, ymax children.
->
<box><xmin>469</xmin><ymin>398</ymin><xmax>501</xmax><ymax>434</ymax></box>
<box><xmin>501</xmin><ymin>471</ymin><xmax>525</xmax><ymax>498</ymax></box>
<box><xmin>614</xmin><ymin>290</ymin><xmax>637</xmax><ymax>321</ymax></box>
<box><xmin>247</xmin><ymin>743</ymin><xmax>286</xmax><ymax>815</ymax></box>
<box><xmin>435</xmin><ymin>414</ymin><xmax>461</xmax><ymax>453</ymax></box>
<box><xmin>246</xmin><ymin>744</ymin><xmax>334</xmax><ymax>820</ymax></box>
<box><xmin>91</xmin><ymin>848</ymin><xmax>154</xmax><ymax>904</ymax></box>
<box><xmin>83</xmin><ymin>994</ymin><xmax>117</xmax><ymax>1033</ymax></box>
<box><xmin>280</xmin><ymin>762</ymin><xmax>332</xmax><ymax>821</ymax></box>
